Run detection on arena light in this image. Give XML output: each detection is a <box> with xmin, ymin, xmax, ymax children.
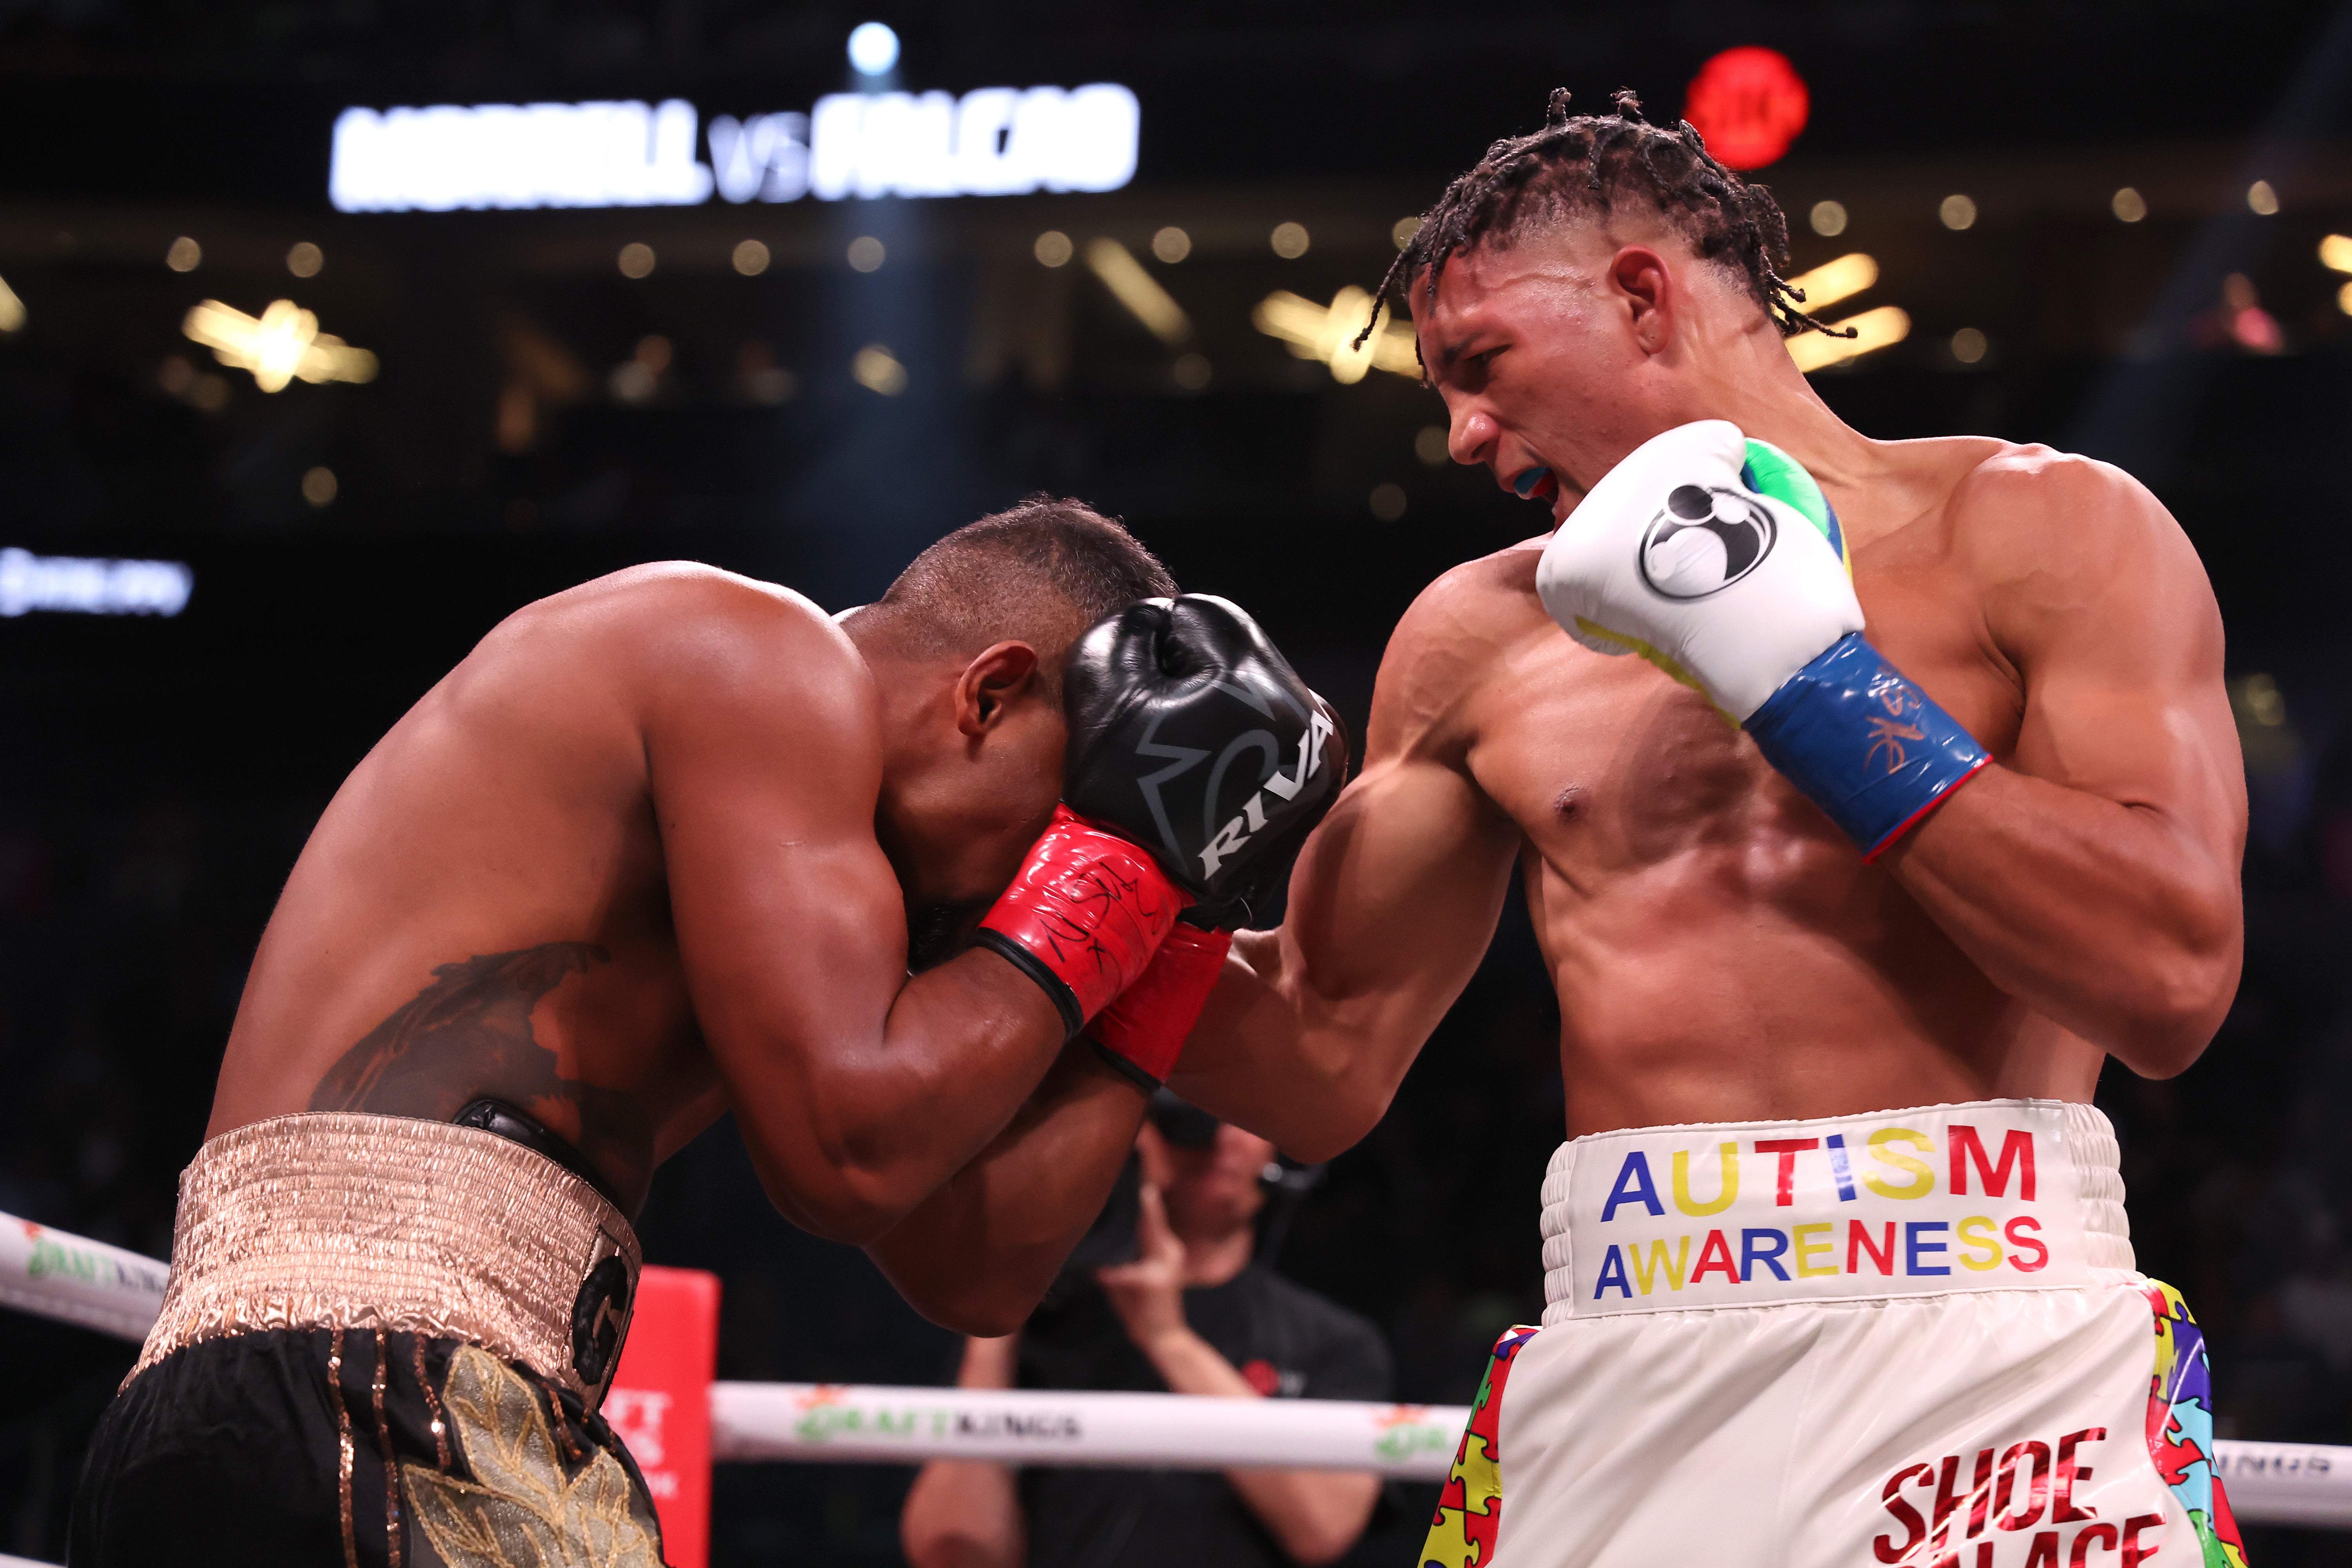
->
<box><xmin>1788</xmin><ymin>305</ymin><xmax>1911</xmax><ymax>372</ymax></box>
<box><xmin>1252</xmin><ymin>287</ymin><xmax>1420</xmax><ymax>383</ymax></box>
<box><xmin>1784</xmin><ymin>252</ymin><xmax>1877</xmax><ymax>313</ymax></box>
<box><xmin>847</xmin><ymin>21</ymin><xmax>900</xmax><ymax>76</ymax></box>
<box><xmin>2319</xmin><ymin>234</ymin><xmax>2352</xmax><ymax>274</ymax></box>
<box><xmin>851</xmin><ymin>343</ymin><xmax>907</xmax><ymax>396</ymax></box>
<box><xmin>0</xmin><ymin>548</ymin><xmax>192</xmax><ymax>619</ymax></box>
<box><xmin>1084</xmin><ymin>238</ymin><xmax>1190</xmax><ymax>345</ymax></box>
<box><xmin>183</xmin><ymin>299</ymin><xmax>379</xmax><ymax>392</ymax></box>
<box><xmin>0</xmin><ymin>273</ymin><xmax>23</xmax><ymax>334</ymax></box>
<box><xmin>1682</xmin><ymin>46</ymin><xmax>1809</xmax><ymax>170</ymax></box>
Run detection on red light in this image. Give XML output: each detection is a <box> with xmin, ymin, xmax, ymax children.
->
<box><xmin>1683</xmin><ymin>46</ymin><xmax>1810</xmax><ymax>171</ymax></box>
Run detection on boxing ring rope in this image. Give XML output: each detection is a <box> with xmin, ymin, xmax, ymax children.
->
<box><xmin>7</xmin><ymin>1209</ymin><xmax>2352</xmax><ymax>1532</ymax></box>
<box><xmin>709</xmin><ymin>1378</ymin><xmax>1468</xmax><ymax>1475</ymax></box>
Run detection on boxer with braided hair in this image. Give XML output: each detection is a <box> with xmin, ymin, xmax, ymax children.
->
<box><xmin>1172</xmin><ymin>87</ymin><xmax>2248</xmax><ymax>1566</ymax></box>
<box><xmin>1360</xmin><ymin>87</ymin><xmax>1852</xmax><ymax>357</ymax></box>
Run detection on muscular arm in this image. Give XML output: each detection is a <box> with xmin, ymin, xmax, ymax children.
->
<box><xmin>648</xmin><ymin>577</ymin><xmax>1075</xmax><ymax>1243</ymax></box>
<box><xmin>1170</xmin><ymin>566</ymin><xmax>1525</xmax><ymax>1161</ymax></box>
<box><xmin>1878</xmin><ymin>455</ymin><xmax>2246</xmax><ymax>1076</ymax></box>
<box><xmin>866</xmin><ymin>1045</ymin><xmax>1149</xmax><ymax>1335</ymax></box>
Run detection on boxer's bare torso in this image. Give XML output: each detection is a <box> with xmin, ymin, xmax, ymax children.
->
<box><xmin>209</xmin><ymin>567</ymin><xmax>746</xmax><ymax>1203</ymax></box>
<box><xmin>207</xmin><ymin>562</ymin><xmax>1069</xmax><ymax>1226</ymax></box>
<box><xmin>1176</xmin><ymin>424</ymin><xmax>2244</xmax><ymax>1155</ymax></box>
<box><xmin>1169</xmin><ymin>200</ymin><xmax>2244</xmax><ymax>1158</ymax></box>
<box><xmin>1413</xmin><ymin>440</ymin><xmax>2116</xmax><ymax>1135</ymax></box>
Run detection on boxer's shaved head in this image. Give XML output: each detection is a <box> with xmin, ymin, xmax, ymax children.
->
<box><xmin>1367</xmin><ymin>87</ymin><xmax>1851</xmax><ymax>356</ymax></box>
<box><xmin>851</xmin><ymin>496</ymin><xmax>1175</xmax><ymax>695</ymax></box>
<box><xmin>846</xmin><ymin>497</ymin><xmax>1175</xmax><ymax>949</ymax></box>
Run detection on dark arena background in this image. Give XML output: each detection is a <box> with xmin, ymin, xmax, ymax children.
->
<box><xmin>4</xmin><ymin>1</ymin><xmax>2352</xmax><ymax>1563</ymax></box>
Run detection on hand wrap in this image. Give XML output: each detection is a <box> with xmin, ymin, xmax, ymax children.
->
<box><xmin>1745</xmin><ymin>633</ymin><xmax>1990</xmax><ymax>859</ymax></box>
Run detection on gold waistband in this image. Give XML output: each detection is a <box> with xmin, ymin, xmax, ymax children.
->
<box><xmin>129</xmin><ymin>1112</ymin><xmax>640</xmax><ymax>1407</ymax></box>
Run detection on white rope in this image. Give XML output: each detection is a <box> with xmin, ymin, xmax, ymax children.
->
<box><xmin>2214</xmin><ymin>1443</ymin><xmax>2352</xmax><ymax>1528</ymax></box>
<box><xmin>710</xmin><ymin>1383</ymin><xmax>2352</xmax><ymax>1528</ymax></box>
<box><xmin>6</xmin><ymin>1208</ymin><xmax>2350</xmax><ymax>1528</ymax></box>
<box><xmin>711</xmin><ymin>1381</ymin><xmax>1466</xmax><ymax>1477</ymax></box>
<box><xmin>0</xmin><ymin>1212</ymin><xmax>167</xmax><ymax>1342</ymax></box>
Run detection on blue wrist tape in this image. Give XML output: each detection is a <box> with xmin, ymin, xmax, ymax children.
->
<box><xmin>1744</xmin><ymin>633</ymin><xmax>1989</xmax><ymax>860</ymax></box>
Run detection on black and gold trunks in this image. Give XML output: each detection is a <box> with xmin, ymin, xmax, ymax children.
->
<box><xmin>71</xmin><ymin>1326</ymin><xmax>665</xmax><ymax>1567</ymax></box>
<box><xmin>67</xmin><ymin>1112</ymin><xmax>660</xmax><ymax>1568</ymax></box>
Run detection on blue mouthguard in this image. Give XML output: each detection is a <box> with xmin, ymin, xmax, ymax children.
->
<box><xmin>1513</xmin><ymin>466</ymin><xmax>1551</xmax><ymax>498</ymax></box>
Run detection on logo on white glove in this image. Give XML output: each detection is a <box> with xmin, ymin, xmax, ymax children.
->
<box><xmin>1637</xmin><ymin>485</ymin><xmax>1777</xmax><ymax>601</ymax></box>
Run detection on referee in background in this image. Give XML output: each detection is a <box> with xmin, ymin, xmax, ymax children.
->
<box><xmin>900</xmin><ymin>1096</ymin><xmax>1393</xmax><ymax>1568</ymax></box>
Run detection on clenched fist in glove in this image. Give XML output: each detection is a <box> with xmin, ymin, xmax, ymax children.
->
<box><xmin>1536</xmin><ymin>420</ymin><xmax>1987</xmax><ymax>860</ymax></box>
<box><xmin>975</xmin><ymin>594</ymin><xmax>1349</xmax><ymax>1087</ymax></box>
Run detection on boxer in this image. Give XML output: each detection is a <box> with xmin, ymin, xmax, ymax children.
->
<box><xmin>1159</xmin><ymin>94</ymin><xmax>2252</xmax><ymax>1566</ymax></box>
<box><xmin>68</xmin><ymin>496</ymin><xmax>1346</xmax><ymax>1568</ymax></box>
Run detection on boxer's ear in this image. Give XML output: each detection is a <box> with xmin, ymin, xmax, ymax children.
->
<box><xmin>953</xmin><ymin>641</ymin><xmax>1042</xmax><ymax>735</ymax></box>
<box><xmin>1609</xmin><ymin>245</ymin><xmax>1674</xmax><ymax>356</ymax></box>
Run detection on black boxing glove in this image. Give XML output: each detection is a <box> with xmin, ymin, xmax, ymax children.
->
<box><xmin>1062</xmin><ymin>595</ymin><xmax>1349</xmax><ymax>931</ymax></box>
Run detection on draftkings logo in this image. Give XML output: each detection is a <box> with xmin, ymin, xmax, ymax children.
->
<box><xmin>20</xmin><ymin>1225</ymin><xmax>169</xmax><ymax>1298</ymax></box>
<box><xmin>788</xmin><ymin>1388</ymin><xmax>1082</xmax><ymax>1448</ymax></box>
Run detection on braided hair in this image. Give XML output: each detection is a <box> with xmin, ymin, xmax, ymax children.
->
<box><xmin>1358</xmin><ymin>88</ymin><xmax>1852</xmax><ymax>355</ymax></box>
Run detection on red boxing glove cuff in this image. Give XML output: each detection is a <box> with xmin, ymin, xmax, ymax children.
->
<box><xmin>1087</xmin><ymin>922</ymin><xmax>1233</xmax><ymax>1089</ymax></box>
<box><xmin>974</xmin><ymin>805</ymin><xmax>1183</xmax><ymax>1038</ymax></box>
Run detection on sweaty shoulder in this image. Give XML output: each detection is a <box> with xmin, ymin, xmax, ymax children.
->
<box><xmin>1370</xmin><ymin>542</ymin><xmax>1549</xmax><ymax>755</ymax></box>
<box><xmin>1929</xmin><ymin>441</ymin><xmax>2212</xmax><ymax>653</ymax></box>
<box><xmin>1938</xmin><ymin>441</ymin><xmax>2193</xmax><ymax>588</ymax></box>
<box><xmin>497</xmin><ymin>561</ymin><xmax>880</xmax><ymax>755</ymax></box>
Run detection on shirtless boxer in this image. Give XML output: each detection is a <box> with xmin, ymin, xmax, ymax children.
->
<box><xmin>1164</xmin><ymin>94</ymin><xmax>2252</xmax><ymax>1566</ymax></box>
<box><xmin>68</xmin><ymin>497</ymin><xmax>1345</xmax><ymax>1568</ymax></box>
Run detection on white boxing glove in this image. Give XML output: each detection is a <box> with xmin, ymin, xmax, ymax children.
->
<box><xmin>1537</xmin><ymin>420</ymin><xmax>1989</xmax><ymax>860</ymax></box>
<box><xmin>1535</xmin><ymin>419</ymin><xmax>1860</xmax><ymax>724</ymax></box>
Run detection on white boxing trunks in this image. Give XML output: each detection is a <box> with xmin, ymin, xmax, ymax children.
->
<box><xmin>1422</xmin><ymin>1100</ymin><xmax>2248</xmax><ymax>1568</ymax></box>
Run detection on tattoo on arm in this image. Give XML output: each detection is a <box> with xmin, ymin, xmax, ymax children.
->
<box><xmin>308</xmin><ymin>943</ymin><xmax>651</xmax><ymax>1177</ymax></box>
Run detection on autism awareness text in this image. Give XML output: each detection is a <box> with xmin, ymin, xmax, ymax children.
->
<box><xmin>1563</xmin><ymin>1110</ymin><xmax>2089</xmax><ymax>1315</ymax></box>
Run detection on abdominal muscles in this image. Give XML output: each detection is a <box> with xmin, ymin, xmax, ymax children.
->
<box><xmin>1523</xmin><ymin>782</ymin><xmax>2091</xmax><ymax>1138</ymax></box>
